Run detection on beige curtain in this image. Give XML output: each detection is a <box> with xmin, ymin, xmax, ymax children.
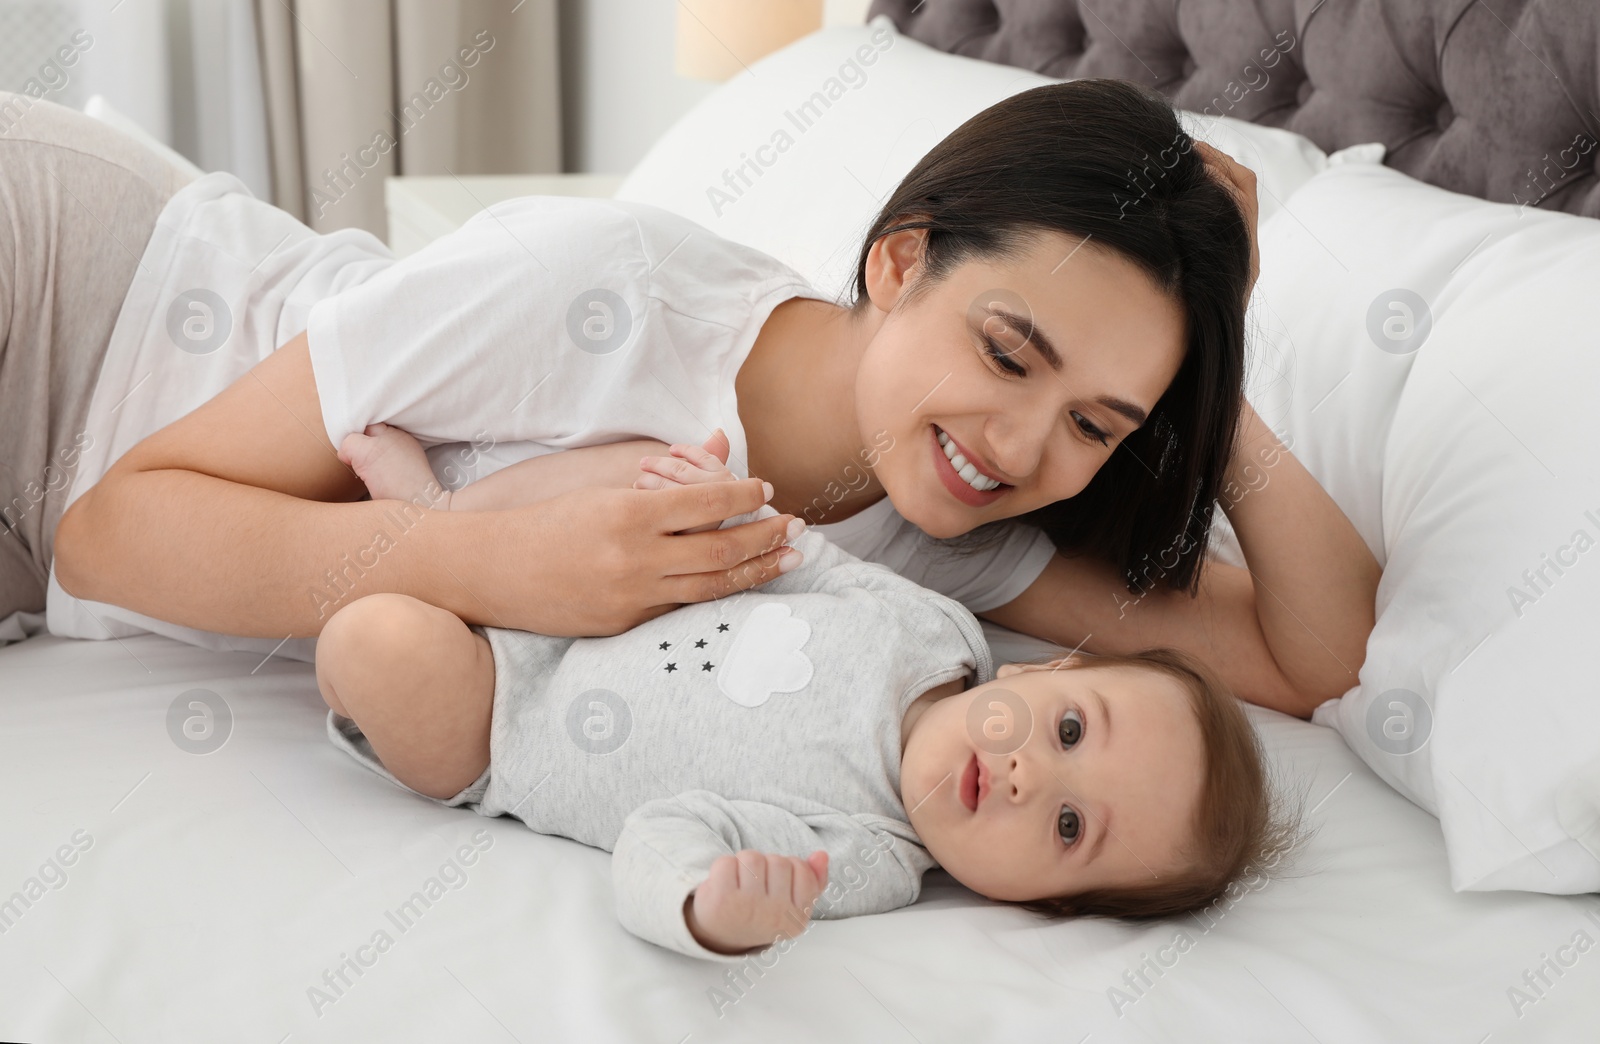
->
<box><xmin>255</xmin><ymin>0</ymin><xmax>561</xmax><ymax>236</ymax></box>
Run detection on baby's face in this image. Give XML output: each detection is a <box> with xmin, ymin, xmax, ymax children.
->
<box><xmin>901</xmin><ymin>657</ymin><xmax>1204</xmax><ymax>902</ymax></box>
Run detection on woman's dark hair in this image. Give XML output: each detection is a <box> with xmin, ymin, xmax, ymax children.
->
<box><xmin>848</xmin><ymin>78</ymin><xmax>1251</xmax><ymax>597</ymax></box>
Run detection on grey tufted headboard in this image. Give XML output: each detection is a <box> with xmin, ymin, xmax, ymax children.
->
<box><xmin>866</xmin><ymin>0</ymin><xmax>1600</xmax><ymax>218</ymax></box>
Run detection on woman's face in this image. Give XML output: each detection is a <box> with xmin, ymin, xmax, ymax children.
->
<box><xmin>855</xmin><ymin>227</ymin><xmax>1188</xmax><ymax>539</ymax></box>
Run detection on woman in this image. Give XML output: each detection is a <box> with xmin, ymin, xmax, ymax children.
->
<box><xmin>31</xmin><ymin>79</ymin><xmax>1377</xmax><ymax>718</ymax></box>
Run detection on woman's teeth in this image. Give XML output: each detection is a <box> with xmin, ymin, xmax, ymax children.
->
<box><xmin>937</xmin><ymin>429</ymin><xmax>1002</xmax><ymax>492</ymax></box>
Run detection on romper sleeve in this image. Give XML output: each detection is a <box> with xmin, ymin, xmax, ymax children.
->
<box><xmin>611</xmin><ymin>791</ymin><xmax>932</xmax><ymax>961</ymax></box>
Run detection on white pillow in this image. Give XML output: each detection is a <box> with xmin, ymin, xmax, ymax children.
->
<box><xmin>1244</xmin><ymin>159</ymin><xmax>1600</xmax><ymax>894</ymax></box>
<box><xmin>617</xmin><ymin>15</ymin><xmax>1328</xmax><ymax>301</ymax></box>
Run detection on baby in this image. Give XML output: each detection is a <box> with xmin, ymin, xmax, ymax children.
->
<box><xmin>315</xmin><ymin>424</ymin><xmax>1289</xmax><ymax>960</ymax></box>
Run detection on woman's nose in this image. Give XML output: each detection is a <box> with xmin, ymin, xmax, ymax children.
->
<box><xmin>987</xmin><ymin>409</ymin><xmax>1052</xmax><ymax>481</ymax></box>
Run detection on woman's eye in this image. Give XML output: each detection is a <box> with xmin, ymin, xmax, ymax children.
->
<box><xmin>982</xmin><ymin>336</ymin><xmax>1027</xmax><ymax>376</ymax></box>
<box><xmin>1058</xmin><ymin>806</ymin><xmax>1081</xmax><ymax>845</ymax></box>
<box><xmin>1072</xmin><ymin>412</ymin><xmax>1109</xmax><ymax>447</ymax></box>
<box><xmin>1059</xmin><ymin>708</ymin><xmax>1084</xmax><ymax>748</ymax></box>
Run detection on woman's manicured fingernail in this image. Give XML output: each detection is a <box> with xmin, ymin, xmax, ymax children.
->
<box><xmin>786</xmin><ymin>517</ymin><xmax>806</xmax><ymax>542</ymax></box>
<box><xmin>762</xmin><ymin>480</ymin><xmax>774</xmax><ymax>502</ymax></box>
<box><xmin>778</xmin><ymin>548</ymin><xmax>803</xmax><ymax>573</ymax></box>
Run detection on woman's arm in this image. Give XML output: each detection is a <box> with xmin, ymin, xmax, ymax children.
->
<box><xmin>53</xmin><ymin>332</ymin><xmax>801</xmax><ymax>640</ymax></box>
<box><xmin>983</xmin><ymin>401</ymin><xmax>1381</xmax><ymax>719</ymax></box>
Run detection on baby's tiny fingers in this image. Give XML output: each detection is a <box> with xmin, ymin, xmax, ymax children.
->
<box><xmin>733</xmin><ymin>850</ymin><xmax>769</xmax><ymax>892</ymax></box>
<box><xmin>641</xmin><ymin>455</ymin><xmax>728</xmax><ymax>485</ymax></box>
<box><xmin>672</xmin><ymin>441</ymin><xmax>731</xmax><ymax>473</ymax></box>
<box><xmin>764</xmin><ymin>855</ymin><xmax>795</xmax><ymax>902</ymax></box>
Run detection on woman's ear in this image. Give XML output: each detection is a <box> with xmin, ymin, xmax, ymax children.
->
<box><xmin>862</xmin><ymin>219</ymin><xmax>928</xmax><ymax>312</ymax></box>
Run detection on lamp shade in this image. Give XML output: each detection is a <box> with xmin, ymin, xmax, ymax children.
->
<box><xmin>675</xmin><ymin>0</ymin><xmax>824</xmax><ymax>81</ymax></box>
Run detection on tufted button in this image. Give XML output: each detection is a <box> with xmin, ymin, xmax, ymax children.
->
<box><xmin>1435</xmin><ymin>100</ymin><xmax>1454</xmax><ymax>131</ymax></box>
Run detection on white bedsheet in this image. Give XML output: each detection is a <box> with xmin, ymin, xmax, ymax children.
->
<box><xmin>2</xmin><ymin>625</ymin><xmax>1596</xmax><ymax>1043</ymax></box>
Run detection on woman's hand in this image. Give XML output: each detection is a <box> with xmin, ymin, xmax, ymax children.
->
<box><xmin>480</xmin><ymin>478</ymin><xmax>804</xmax><ymax>637</ymax></box>
<box><xmin>1193</xmin><ymin>140</ymin><xmax>1261</xmax><ymax>304</ymax></box>
<box><xmin>634</xmin><ymin>428</ymin><xmax>800</xmax><ymax>544</ymax></box>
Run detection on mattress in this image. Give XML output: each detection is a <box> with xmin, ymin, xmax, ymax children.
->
<box><xmin>3</xmin><ymin>623</ymin><xmax>1596</xmax><ymax>1042</ymax></box>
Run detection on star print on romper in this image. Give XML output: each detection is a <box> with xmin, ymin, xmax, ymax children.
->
<box><xmin>717</xmin><ymin>623</ymin><xmax>729</xmax><ymax>632</ymax></box>
<box><xmin>664</xmin><ymin>663</ymin><xmax>677</xmax><ymax>672</ymax></box>
<box><xmin>658</xmin><ymin>641</ymin><xmax>670</xmax><ymax>650</ymax></box>
<box><xmin>701</xmin><ymin>661</ymin><xmax>714</xmax><ymax>671</ymax></box>
<box><xmin>694</xmin><ymin>639</ymin><xmax>707</xmax><ymax>648</ymax></box>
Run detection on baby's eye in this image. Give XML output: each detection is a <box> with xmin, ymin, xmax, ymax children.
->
<box><xmin>1059</xmin><ymin>709</ymin><xmax>1084</xmax><ymax>748</ymax></box>
<box><xmin>1058</xmin><ymin>806</ymin><xmax>1081</xmax><ymax>845</ymax></box>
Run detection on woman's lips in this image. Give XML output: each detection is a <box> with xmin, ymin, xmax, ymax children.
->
<box><xmin>960</xmin><ymin>753</ymin><xmax>980</xmax><ymax>812</ymax></box>
<box><xmin>931</xmin><ymin>425</ymin><xmax>1009</xmax><ymax>508</ymax></box>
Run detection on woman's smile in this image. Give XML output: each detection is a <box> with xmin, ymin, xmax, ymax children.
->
<box><xmin>931</xmin><ymin>424</ymin><xmax>1011</xmax><ymax>507</ymax></box>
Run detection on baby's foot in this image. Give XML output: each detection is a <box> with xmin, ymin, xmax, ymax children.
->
<box><xmin>338</xmin><ymin>423</ymin><xmax>450</xmax><ymax>508</ymax></box>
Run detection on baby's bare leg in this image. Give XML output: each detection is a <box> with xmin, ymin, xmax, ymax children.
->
<box><xmin>446</xmin><ymin>437</ymin><xmax>672</xmax><ymax>511</ymax></box>
<box><xmin>316</xmin><ymin>593</ymin><xmax>495</xmax><ymax>800</ymax></box>
<box><xmin>340</xmin><ymin>424</ymin><xmax>672</xmax><ymax>513</ymax></box>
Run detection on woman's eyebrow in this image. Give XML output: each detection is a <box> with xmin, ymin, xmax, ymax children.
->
<box><xmin>986</xmin><ymin>307</ymin><xmax>1060</xmax><ymax>367</ymax></box>
<box><xmin>984</xmin><ymin>308</ymin><xmax>1150</xmax><ymax>427</ymax></box>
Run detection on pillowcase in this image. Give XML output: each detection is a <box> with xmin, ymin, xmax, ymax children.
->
<box><xmin>1241</xmin><ymin>158</ymin><xmax>1600</xmax><ymax>894</ymax></box>
<box><xmin>616</xmin><ymin>15</ymin><xmax>1329</xmax><ymax>300</ymax></box>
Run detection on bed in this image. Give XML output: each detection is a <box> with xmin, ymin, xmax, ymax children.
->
<box><xmin>6</xmin><ymin>2</ymin><xmax>1600</xmax><ymax>1041</ymax></box>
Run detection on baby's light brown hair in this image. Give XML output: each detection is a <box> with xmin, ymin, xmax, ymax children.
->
<box><xmin>1016</xmin><ymin>647</ymin><xmax>1303</xmax><ymax>921</ymax></box>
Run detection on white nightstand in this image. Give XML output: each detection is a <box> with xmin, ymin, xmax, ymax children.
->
<box><xmin>385</xmin><ymin>173</ymin><xmax>627</xmax><ymax>257</ymax></box>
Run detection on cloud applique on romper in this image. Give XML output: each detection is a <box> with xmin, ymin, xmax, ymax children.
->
<box><xmin>716</xmin><ymin>602</ymin><xmax>814</xmax><ymax>708</ymax></box>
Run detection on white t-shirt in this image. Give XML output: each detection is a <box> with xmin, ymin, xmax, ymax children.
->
<box><xmin>305</xmin><ymin>193</ymin><xmax>1055</xmax><ymax>615</ymax></box>
<box><xmin>44</xmin><ymin>172</ymin><xmax>394</xmax><ymax>662</ymax></box>
<box><xmin>43</xmin><ymin>178</ymin><xmax>1054</xmax><ymax>662</ymax></box>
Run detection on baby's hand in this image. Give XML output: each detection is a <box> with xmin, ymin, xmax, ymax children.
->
<box><xmin>686</xmin><ymin>849</ymin><xmax>829</xmax><ymax>955</ymax></box>
<box><xmin>338</xmin><ymin>422</ymin><xmax>451</xmax><ymax>509</ymax></box>
<box><xmin>634</xmin><ymin>429</ymin><xmax>739</xmax><ymax>535</ymax></box>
